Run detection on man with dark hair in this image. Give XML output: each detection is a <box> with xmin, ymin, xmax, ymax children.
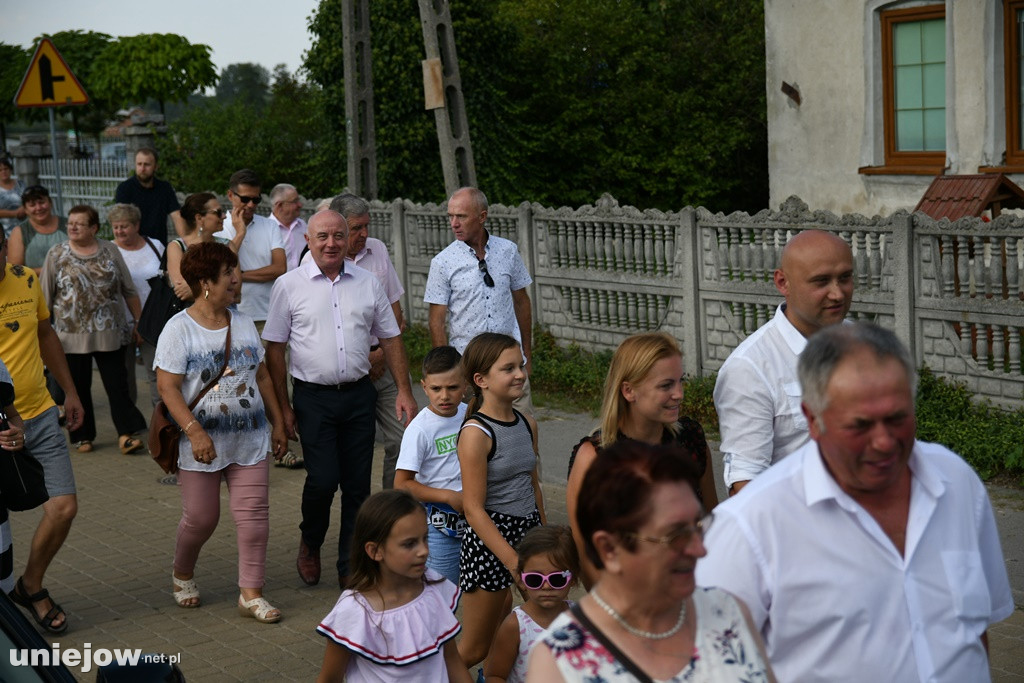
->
<box><xmin>113</xmin><ymin>148</ymin><xmax>186</xmax><ymax>244</ymax></box>
<box><xmin>698</xmin><ymin>322</ymin><xmax>1013</xmax><ymax>683</ymax></box>
<box><xmin>215</xmin><ymin>169</ymin><xmax>286</xmax><ymax>329</ymax></box>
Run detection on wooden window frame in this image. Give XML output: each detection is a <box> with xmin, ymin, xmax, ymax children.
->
<box><xmin>1004</xmin><ymin>0</ymin><xmax>1024</xmax><ymax>167</ymax></box>
<box><xmin>879</xmin><ymin>4</ymin><xmax>946</xmax><ymax>171</ymax></box>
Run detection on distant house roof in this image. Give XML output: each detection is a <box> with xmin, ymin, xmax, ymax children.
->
<box><xmin>914</xmin><ymin>173</ymin><xmax>1024</xmax><ymax>220</ymax></box>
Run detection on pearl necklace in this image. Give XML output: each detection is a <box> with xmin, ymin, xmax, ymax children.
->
<box><xmin>590</xmin><ymin>589</ymin><xmax>687</xmax><ymax>641</ymax></box>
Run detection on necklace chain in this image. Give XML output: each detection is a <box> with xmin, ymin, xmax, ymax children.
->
<box><xmin>590</xmin><ymin>589</ymin><xmax>686</xmax><ymax>640</ymax></box>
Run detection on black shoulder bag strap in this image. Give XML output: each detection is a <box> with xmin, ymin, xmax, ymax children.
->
<box><xmin>569</xmin><ymin>602</ymin><xmax>655</xmax><ymax>683</ymax></box>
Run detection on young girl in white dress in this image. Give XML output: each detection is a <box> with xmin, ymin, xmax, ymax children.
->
<box><xmin>316</xmin><ymin>490</ymin><xmax>473</xmax><ymax>683</ymax></box>
<box><xmin>484</xmin><ymin>525</ymin><xmax>580</xmax><ymax>683</ymax></box>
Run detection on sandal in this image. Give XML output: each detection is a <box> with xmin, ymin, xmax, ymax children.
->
<box><xmin>274</xmin><ymin>450</ymin><xmax>304</xmax><ymax>469</ymax></box>
<box><xmin>172</xmin><ymin>574</ymin><xmax>200</xmax><ymax>608</ymax></box>
<box><xmin>119</xmin><ymin>434</ymin><xmax>144</xmax><ymax>455</ymax></box>
<box><xmin>9</xmin><ymin>577</ymin><xmax>68</xmax><ymax>634</ymax></box>
<box><xmin>74</xmin><ymin>440</ymin><xmax>93</xmax><ymax>453</ymax></box>
<box><xmin>238</xmin><ymin>594</ymin><xmax>281</xmax><ymax>623</ymax></box>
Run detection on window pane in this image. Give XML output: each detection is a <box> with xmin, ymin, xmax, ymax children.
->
<box><xmin>895</xmin><ymin>65</ymin><xmax>923</xmax><ymax>109</ymax></box>
<box><xmin>922</xmin><ymin>63</ymin><xmax>944</xmax><ymax>108</ymax></box>
<box><xmin>921</xmin><ymin>19</ymin><xmax>945</xmax><ymax>63</ymax></box>
<box><xmin>893</xmin><ymin>23</ymin><xmax>921</xmax><ymax>65</ymax></box>
<box><xmin>897</xmin><ymin>110</ymin><xmax>924</xmax><ymax>150</ymax></box>
<box><xmin>923</xmin><ymin>109</ymin><xmax>945</xmax><ymax>150</ymax></box>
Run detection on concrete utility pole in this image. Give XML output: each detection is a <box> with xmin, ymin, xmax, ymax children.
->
<box><xmin>341</xmin><ymin>0</ymin><xmax>378</xmax><ymax>199</ymax></box>
<box><xmin>417</xmin><ymin>0</ymin><xmax>476</xmax><ymax>195</ymax></box>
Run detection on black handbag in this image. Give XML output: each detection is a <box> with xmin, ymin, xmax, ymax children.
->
<box><xmin>137</xmin><ymin>239</ymin><xmax>187</xmax><ymax>346</ymax></box>
<box><xmin>0</xmin><ymin>422</ymin><xmax>49</xmax><ymax>511</ymax></box>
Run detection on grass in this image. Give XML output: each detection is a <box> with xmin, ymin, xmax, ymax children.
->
<box><xmin>404</xmin><ymin>323</ymin><xmax>1024</xmax><ymax>484</ymax></box>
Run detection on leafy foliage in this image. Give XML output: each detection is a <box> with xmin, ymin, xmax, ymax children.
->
<box><xmin>0</xmin><ymin>42</ymin><xmax>29</xmax><ymax>149</ymax></box>
<box><xmin>216</xmin><ymin>63</ymin><xmax>271</xmax><ymax>111</ymax></box>
<box><xmin>91</xmin><ymin>34</ymin><xmax>217</xmax><ymax>114</ymax></box>
<box><xmin>303</xmin><ymin>0</ymin><xmax>768</xmax><ymax>211</ymax></box>
<box><xmin>161</xmin><ymin>66</ymin><xmax>333</xmax><ymax>197</ymax></box>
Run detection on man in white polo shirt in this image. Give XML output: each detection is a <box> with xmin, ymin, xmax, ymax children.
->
<box><xmin>215</xmin><ymin>169</ymin><xmax>286</xmax><ymax>328</ymax></box>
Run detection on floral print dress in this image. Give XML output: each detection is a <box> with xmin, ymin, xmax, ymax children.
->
<box><xmin>539</xmin><ymin>587</ymin><xmax>771</xmax><ymax>682</ymax></box>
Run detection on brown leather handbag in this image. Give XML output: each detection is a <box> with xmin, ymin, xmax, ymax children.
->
<box><xmin>149</xmin><ymin>316</ymin><xmax>231</xmax><ymax>474</ymax></box>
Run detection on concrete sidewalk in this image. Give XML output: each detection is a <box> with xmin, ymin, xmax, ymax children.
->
<box><xmin>6</xmin><ymin>373</ymin><xmax>1023</xmax><ymax>680</ymax></box>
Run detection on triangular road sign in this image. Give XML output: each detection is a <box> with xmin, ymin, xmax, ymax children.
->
<box><xmin>15</xmin><ymin>37</ymin><xmax>90</xmax><ymax>108</ymax></box>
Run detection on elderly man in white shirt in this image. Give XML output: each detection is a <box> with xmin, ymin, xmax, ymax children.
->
<box><xmin>330</xmin><ymin>193</ymin><xmax>408</xmax><ymax>489</ymax></box>
<box><xmin>268</xmin><ymin>183</ymin><xmax>307</xmax><ymax>271</ymax></box>
<box><xmin>263</xmin><ymin>210</ymin><xmax>417</xmax><ymax>590</ymax></box>
<box><xmin>424</xmin><ymin>186</ymin><xmax>534</xmax><ymax>411</ymax></box>
<box><xmin>698</xmin><ymin>322</ymin><xmax>1013</xmax><ymax>683</ymax></box>
<box><xmin>714</xmin><ymin>229</ymin><xmax>853</xmax><ymax>495</ymax></box>
<box><xmin>215</xmin><ymin>169</ymin><xmax>286</xmax><ymax>326</ymax></box>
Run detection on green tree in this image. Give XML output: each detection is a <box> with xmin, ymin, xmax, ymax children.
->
<box><xmin>91</xmin><ymin>34</ymin><xmax>217</xmax><ymax>115</ymax></box>
<box><xmin>0</xmin><ymin>42</ymin><xmax>30</xmax><ymax>151</ymax></box>
<box><xmin>161</xmin><ymin>67</ymin><xmax>332</xmax><ymax>196</ymax></box>
<box><xmin>216</xmin><ymin>63</ymin><xmax>271</xmax><ymax>111</ymax></box>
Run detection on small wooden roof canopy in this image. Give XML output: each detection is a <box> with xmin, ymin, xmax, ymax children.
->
<box><xmin>914</xmin><ymin>173</ymin><xmax>1024</xmax><ymax>220</ymax></box>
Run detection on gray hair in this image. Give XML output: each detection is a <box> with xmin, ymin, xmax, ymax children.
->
<box><xmin>451</xmin><ymin>186</ymin><xmax>488</xmax><ymax>213</ymax></box>
<box><xmin>798</xmin><ymin>322</ymin><xmax>916</xmax><ymax>416</ymax></box>
<box><xmin>270</xmin><ymin>183</ymin><xmax>298</xmax><ymax>204</ymax></box>
<box><xmin>107</xmin><ymin>203</ymin><xmax>142</xmax><ymax>225</ymax></box>
<box><xmin>329</xmin><ymin>193</ymin><xmax>370</xmax><ymax>220</ymax></box>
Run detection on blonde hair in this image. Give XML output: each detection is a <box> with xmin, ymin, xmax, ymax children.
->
<box><xmin>598</xmin><ymin>332</ymin><xmax>681</xmax><ymax>447</ymax></box>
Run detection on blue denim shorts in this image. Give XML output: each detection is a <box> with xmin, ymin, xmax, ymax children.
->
<box><xmin>427</xmin><ymin>524</ymin><xmax>462</xmax><ymax>586</ymax></box>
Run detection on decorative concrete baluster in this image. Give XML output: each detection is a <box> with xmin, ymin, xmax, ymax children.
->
<box><xmin>636</xmin><ymin>293</ymin><xmax>648</xmax><ymax>328</ymax></box>
<box><xmin>664</xmin><ymin>227</ymin><xmax>675</xmax><ymax>277</ymax></box>
<box><xmin>569</xmin><ymin>287</ymin><xmax>581</xmax><ymax>321</ymax></box>
<box><xmin>1007</xmin><ymin>236</ymin><xmax>1019</xmax><ymax>299</ymax></box>
<box><xmin>977</xmin><ymin>323</ymin><xmax>989</xmax><ymax>367</ymax></box>
<box><xmin>648</xmin><ymin>295</ymin><xmax>659</xmax><ymax>329</ymax></box>
<box><xmin>958</xmin><ymin>236</ymin><xmax>971</xmax><ymax>297</ymax></box>
<box><xmin>752</xmin><ymin>230</ymin><xmax>765</xmax><ymax>281</ymax></box>
<box><xmin>572</xmin><ymin>222</ymin><xmax>584</xmax><ymax>269</ymax></box>
<box><xmin>598</xmin><ymin>290</ymin><xmax>609</xmax><ymax>326</ymax></box>
<box><xmin>739</xmin><ymin>229</ymin><xmax>753</xmax><ymax>282</ymax></box>
<box><xmin>554</xmin><ymin>221</ymin><xmax>566</xmax><ymax>268</ymax></box>
<box><xmin>627</xmin><ymin>292</ymin><xmax>638</xmax><ymax>328</ymax></box>
<box><xmin>590</xmin><ymin>289</ymin><xmax>602</xmax><ymax>324</ymax></box>
<box><xmin>615</xmin><ymin>291</ymin><xmax>626</xmax><ymax>327</ymax></box>
<box><xmin>743</xmin><ymin>302</ymin><xmax>756</xmax><ymax>335</ymax></box>
<box><xmin>990</xmin><ymin>237</ymin><xmax>1003</xmax><ymax>299</ymax></box>
<box><xmin>1009</xmin><ymin>327</ymin><xmax>1021</xmax><ymax>373</ymax></box>
<box><xmin>655</xmin><ymin>296</ymin><xmax>666</xmax><ymax>327</ymax></box>
<box><xmin>993</xmin><ymin>325</ymin><xmax>1005</xmax><ymax>372</ymax></box>
<box><xmin>716</xmin><ymin>229</ymin><xmax>729</xmax><ymax>282</ymax></box>
<box><xmin>959</xmin><ymin>322</ymin><xmax>972</xmax><ymax>357</ymax></box>
<box><xmin>604</xmin><ymin>223</ymin><xmax>615</xmax><ymax>271</ymax></box>
<box><xmin>582</xmin><ymin>221</ymin><xmax>594</xmax><ymax>269</ymax></box>
<box><xmin>623</xmin><ymin>224</ymin><xmax>635</xmax><ymax>272</ymax></box>
<box><xmin>634</xmin><ymin>229</ymin><xmax>646</xmax><ymax>275</ymax></box>
<box><xmin>939</xmin><ymin>236</ymin><xmax>954</xmax><ymax>297</ymax></box>
<box><xmin>729</xmin><ymin>228</ymin><xmax>741</xmax><ymax>281</ymax></box>
<box><xmin>868</xmin><ymin>232</ymin><xmax>882</xmax><ymax>290</ymax></box>
<box><xmin>560</xmin><ymin>287</ymin><xmax>571</xmax><ymax>314</ymax></box>
<box><xmin>974</xmin><ymin>238</ymin><xmax>987</xmax><ymax>298</ymax></box>
<box><xmin>653</xmin><ymin>225</ymin><xmax>665</xmax><ymax>275</ymax></box>
<box><xmin>613</xmin><ymin>223</ymin><xmax>625</xmax><ymax>272</ymax></box>
<box><xmin>643</xmin><ymin>228</ymin><xmax>655</xmax><ymax>276</ymax></box>
<box><xmin>852</xmin><ymin>232</ymin><xmax>867</xmax><ymax>289</ymax></box>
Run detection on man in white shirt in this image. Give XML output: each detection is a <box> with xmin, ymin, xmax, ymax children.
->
<box><xmin>215</xmin><ymin>169</ymin><xmax>286</xmax><ymax>326</ymax></box>
<box><xmin>268</xmin><ymin>183</ymin><xmax>307</xmax><ymax>271</ymax></box>
<box><xmin>424</xmin><ymin>186</ymin><xmax>534</xmax><ymax>411</ymax></box>
<box><xmin>714</xmin><ymin>229</ymin><xmax>853</xmax><ymax>495</ymax></box>
<box><xmin>263</xmin><ymin>210</ymin><xmax>417</xmax><ymax>589</ymax></box>
<box><xmin>330</xmin><ymin>193</ymin><xmax>408</xmax><ymax>489</ymax></box>
<box><xmin>697</xmin><ymin>322</ymin><xmax>1013</xmax><ymax>683</ymax></box>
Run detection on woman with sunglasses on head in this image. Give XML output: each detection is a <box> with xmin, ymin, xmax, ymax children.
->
<box><xmin>529</xmin><ymin>440</ymin><xmax>775</xmax><ymax>683</ymax></box>
<box><xmin>167</xmin><ymin>193</ymin><xmax>245</xmax><ymax>302</ymax></box>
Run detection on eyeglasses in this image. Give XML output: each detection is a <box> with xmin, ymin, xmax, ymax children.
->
<box><xmin>203</xmin><ymin>208</ymin><xmax>226</xmax><ymax>218</ymax></box>
<box><xmin>478</xmin><ymin>258</ymin><xmax>494</xmax><ymax>287</ymax></box>
<box><xmin>234</xmin><ymin>193</ymin><xmax>261</xmax><ymax>205</ymax></box>
<box><xmin>521</xmin><ymin>570</ymin><xmax>573</xmax><ymax>590</ymax></box>
<box><xmin>624</xmin><ymin>513</ymin><xmax>714</xmax><ymax>553</ymax></box>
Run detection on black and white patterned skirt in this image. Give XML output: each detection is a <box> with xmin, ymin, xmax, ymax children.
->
<box><xmin>459</xmin><ymin>508</ymin><xmax>541</xmax><ymax>592</ymax></box>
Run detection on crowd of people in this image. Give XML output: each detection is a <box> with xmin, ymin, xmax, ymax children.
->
<box><xmin>0</xmin><ymin>148</ymin><xmax>1015</xmax><ymax>682</ymax></box>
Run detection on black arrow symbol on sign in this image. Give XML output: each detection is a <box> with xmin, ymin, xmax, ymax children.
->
<box><xmin>39</xmin><ymin>55</ymin><xmax>65</xmax><ymax>101</ymax></box>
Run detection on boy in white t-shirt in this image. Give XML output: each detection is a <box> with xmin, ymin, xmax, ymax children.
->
<box><xmin>394</xmin><ymin>346</ymin><xmax>468</xmax><ymax>584</ymax></box>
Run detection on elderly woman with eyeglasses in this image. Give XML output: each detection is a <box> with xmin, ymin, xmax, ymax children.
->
<box><xmin>41</xmin><ymin>204</ymin><xmax>148</xmax><ymax>454</ymax></box>
<box><xmin>166</xmin><ymin>193</ymin><xmax>244</xmax><ymax>302</ymax></box>
<box><xmin>529</xmin><ymin>440</ymin><xmax>776</xmax><ymax>682</ymax></box>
